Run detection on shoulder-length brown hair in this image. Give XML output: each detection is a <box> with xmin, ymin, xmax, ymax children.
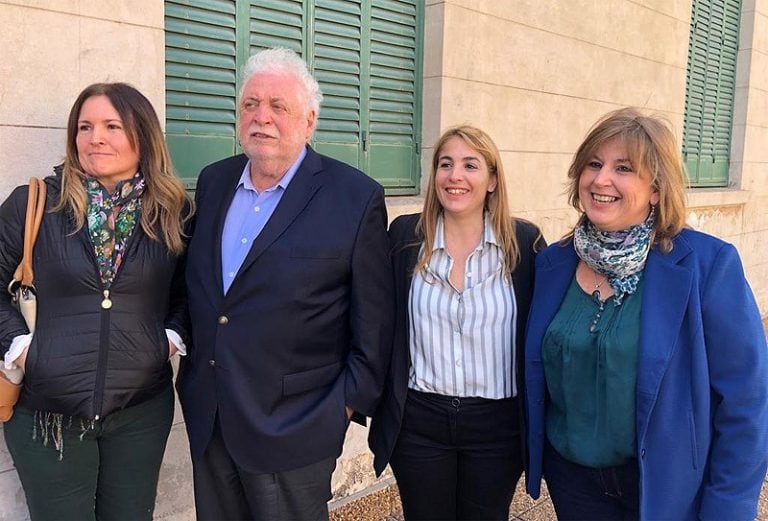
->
<box><xmin>565</xmin><ymin>107</ymin><xmax>688</xmax><ymax>253</ymax></box>
<box><xmin>415</xmin><ymin>125</ymin><xmax>519</xmax><ymax>279</ymax></box>
<box><xmin>54</xmin><ymin>82</ymin><xmax>192</xmax><ymax>254</ymax></box>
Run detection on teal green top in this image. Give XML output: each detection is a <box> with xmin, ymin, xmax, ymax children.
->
<box><xmin>542</xmin><ymin>276</ymin><xmax>644</xmax><ymax>467</ymax></box>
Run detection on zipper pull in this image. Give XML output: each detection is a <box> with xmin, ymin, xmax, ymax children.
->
<box><xmin>101</xmin><ymin>290</ymin><xmax>112</xmax><ymax>310</ymax></box>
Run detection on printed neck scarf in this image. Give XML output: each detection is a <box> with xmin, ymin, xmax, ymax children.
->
<box><xmin>86</xmin><ymin>172</ymin><xmax>144</xmax><ymax>288</ymax></box>
<box><xmin>573</xmin><ymin>207</ymin><xmax>656</xmax><ymax>304</ymax></box>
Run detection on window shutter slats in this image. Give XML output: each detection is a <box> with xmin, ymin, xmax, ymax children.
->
<box><xmin>683</xmin><ymin>0</ymin><xmax>741</xmax><ymax>187</ymax></box>
<box><xmin>249</xmin><ymin>1</ymin><xmax>304</xmax><ymax>53</ymax></box>
<box><xmin>312</xmin><ymin>0</ymin><xmax>363</xmax><ymax>168</ymax></box>
<box><xmin>166</xmin><ymin>0</ymin><xmax>423</xmax><ymax>193</ymax></box>
<box><xmin>366</xmin><ymin>0</ymin><xmax>420</xmax><ymax>191</ymax></box>
<box><xmin>165</xmin><ymin>0</ymin><xmax>238</xmax><ymax>189</ymax></box>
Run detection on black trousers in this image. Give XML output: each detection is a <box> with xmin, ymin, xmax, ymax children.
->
<box><xmin>389</xmin><ymin>389</ymin><xmax>523</xmax><ymax>521</ymax></box>
<box><xmin>192</xmin><ymin>416</ymin><xmax>336</xmax><ymax>521</ymax></box>
<box><xmin>543</xmin><ymin>439</ymin><xmax>639</xmax><ymax>521</ymax></box>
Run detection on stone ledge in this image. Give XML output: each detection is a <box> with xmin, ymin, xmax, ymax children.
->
<box><xmin>686</xmin><ymin>188</ymin><xmax>751</xmax><ymax>209</ymax></box>
<box><xmin>384</xmin><ymin>196</ymin><xmax>425</xmax><ymax>221</ymax></box>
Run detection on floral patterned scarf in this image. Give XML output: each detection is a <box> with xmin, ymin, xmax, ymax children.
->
<box><xmin>86</xmin><ymin>172</ymin><xmax>144</xmax><ymax>288</ymax></box>
<box><xmin>573</xmin><ymin>207</ymin><xmax>656</xmax><ymax>304</ymax></box>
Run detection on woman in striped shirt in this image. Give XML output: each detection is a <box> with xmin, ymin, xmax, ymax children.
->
<box><xmin>369</xmin><ymin>125</ymin><xmax>545</xmax><ymax>520</ymax></box>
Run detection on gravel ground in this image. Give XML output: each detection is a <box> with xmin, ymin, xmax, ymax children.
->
<box><xmin>329</xmin><ymin>478</ymin><xmax>555</xmax><ymax>521</ymax></box>
<box><xmin>331</xmin><ymin>476</ymin><xmax>768</xmax><ymax>521</ymax></box>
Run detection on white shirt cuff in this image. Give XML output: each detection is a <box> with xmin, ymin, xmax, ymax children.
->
<box><xmin>5</xmin><ymin>334</ymin><xmax>32</xmax><ymax>370</ymax></box>
<box><xmin>6</xmin><ymin>332</ymin><xmax>186</xmax><ymax>364</ymax></box>
<box><xmin>165</xmin><ymin>329</ymin><xmax>187</xmax><ymax>357</ymax></box>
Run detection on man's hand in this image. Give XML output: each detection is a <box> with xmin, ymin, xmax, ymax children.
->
<box><xmin>345</xmin><ymin>405</ymin><xmax>354</xmax><ymax>420</ymax></box>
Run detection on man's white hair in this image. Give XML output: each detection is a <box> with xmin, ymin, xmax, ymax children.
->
<box><xmin>239</xmin><ymin>47</ymin><xmax>323</xmax><ymax>116</ymax></box>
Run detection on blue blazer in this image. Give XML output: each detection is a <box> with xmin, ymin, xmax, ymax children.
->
<box><xmin>179</xmin><ymin>146</ymin><xmax>394</xmax><ymax>474</ymax></box>
<box><xmin>524</xmin><ymin>229</ymin><xmax>768</xmax><ymax>520</ymax></box>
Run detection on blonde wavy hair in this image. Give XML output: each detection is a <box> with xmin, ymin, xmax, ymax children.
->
<box><xmin>416</xmin><ymin>125</ymin><xmax>519</xmax><ymax>279</ymax></box>
<box><xmin>54</xmin><ymin>83</ymin><xmax>192</xmax><ymax>254</ymax></box>
<box><xmin>566</xmin><ymin>107</ymin><xmax>688</xmax><ymax>253</ymax></box>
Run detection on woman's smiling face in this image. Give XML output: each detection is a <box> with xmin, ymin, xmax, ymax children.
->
<box><xmin>578</xmin><ymin>137</ymin><xmax>659</xmax><ymax>231</ymax></box>
<box><xmin>434</xmin><ymin>136</ymin><xmax>496</xmax><ymax>219</ymax></box>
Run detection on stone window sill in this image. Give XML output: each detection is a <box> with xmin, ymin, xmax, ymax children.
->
<box><xmin>686</xmin><ymin>188</ymin><xmax>750</xmax><ymax>209</ymax></box>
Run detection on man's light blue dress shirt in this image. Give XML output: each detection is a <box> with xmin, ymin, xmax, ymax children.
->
<box><xmin>220</xmin><ymin>148</ymin><xmax>306</xmax><ymax>293</ymax></box>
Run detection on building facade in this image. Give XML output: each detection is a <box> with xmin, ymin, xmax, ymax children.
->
<box><xmin>1</xmin><ymin>0</ymin><xmax>766</xmax><ymax>518</ymax></box>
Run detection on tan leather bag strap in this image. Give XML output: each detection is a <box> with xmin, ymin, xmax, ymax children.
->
<box><xmin>13</xmin><ymin>177</ymin><xmax>47</xmax><ymax>287</ymax></box>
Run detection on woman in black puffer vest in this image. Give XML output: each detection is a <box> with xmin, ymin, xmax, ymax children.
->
<box><xmin>0</xmin><ymin>82</ymin><xmax>193</xmax><ymax>521</ymax></box>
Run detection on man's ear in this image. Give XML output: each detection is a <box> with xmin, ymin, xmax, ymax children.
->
<box><xmin>306</xmin><ymin>110</ymin><xmax>317</xmax><ymax>139</ymax></box>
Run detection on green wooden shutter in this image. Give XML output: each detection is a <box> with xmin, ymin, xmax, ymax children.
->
<box><xmin>165</xmin><ymin>0</ymin><xmax>238</xmax><ymax>189</ymax></box>
<box><xmin>682</xmin><ymin>0</ymin><xmax>741</xmax><ymax>187</ymax></box>
<box><xmin>366</xmin><ymin>0</ymin><xmax>421</xmax><ymax>193</ymax></box>
<box><xmin>312</xmin><ymin>0</ymin><xmax>364</xmax><ymax>168</ymax></box>
<box><xmin>248</xmin><ymin>0</ymin><xmax>304</xmax><ymax>54</ymax></box>
<box><xmin>166</xmin><ymin>0</ymin><xmax>423</xmax><ymax>193</ymax></box>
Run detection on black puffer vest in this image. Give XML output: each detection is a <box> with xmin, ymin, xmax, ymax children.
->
<box><xmin>0</xmin><ymin>175</ymin><xmax>187</xmax><ymax>419</ymax></box>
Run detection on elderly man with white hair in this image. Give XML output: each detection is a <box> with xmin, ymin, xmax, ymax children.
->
<box><xmin>180</xmin><ymin>47</ymin><xmax>393</xmax><ymax>521</ymax></box>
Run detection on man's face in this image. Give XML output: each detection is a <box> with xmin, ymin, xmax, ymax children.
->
<box><xmin>238</xmin><ymin>71</ymin><xmax>316</xmax><ymax>169</ymax></box>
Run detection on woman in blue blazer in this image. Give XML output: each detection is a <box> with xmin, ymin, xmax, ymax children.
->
<box><xmin>524</xmin><ymin>108</ymin><xmax>768</xmax><ymax>520</ymax></box>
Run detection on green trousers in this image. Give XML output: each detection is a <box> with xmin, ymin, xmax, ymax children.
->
<box><xmin>4</xmin><ymin>386</ymin><xmax>174</xmax><ymax>521</ymax></box>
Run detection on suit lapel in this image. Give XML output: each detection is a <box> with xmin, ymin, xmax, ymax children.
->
<box><xmin>512</xmin><ymin>255</ymin><xmax>526</xmax><ymax>309</ymax></box>
<box><xmin>234</xmin><ymin>148</ymin><xmax>322</xmax><ymax>279</ymax></box>
<box><xmin>401</xmin><ymin>237</ymin><xmax>420</xmax><ymax>293</ymax></box>
<box><xmin>535</xmin><ymin>245</ymin><xmax>578</xmax><ymax>337</ymax></box>
<box><xmin>511</xmin><ymin>226</ymin><xmax>536</xmax><ymax>320</ymax></box>
<box><xmin>391</xmin><ymin>216</ymin><xmax>420</xmax><ymax>324</ymax></box>
<box><xmin>193</xmin><ymin>156</ymin><xmax>245</xmax><ymax>302</ymax></box>
<box><xmin>213</xmin><ymin>165</ymin><xmax>246</xmax><ymax>298</ymax></box>
<box><xmin>636</xmin><ymin>240</ymin><xmax>693</xmax><ymax>441</ymax></box>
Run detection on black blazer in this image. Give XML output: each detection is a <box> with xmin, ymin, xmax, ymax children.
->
<box><xmin>179</xmin><ymin>146</ymin><xmax>394</xmax><ymax>473</ymax></box>
<box><xmin>368</xmin><ymin>213</ymin><xmax>544</xmax><ymax>476</ymax></box>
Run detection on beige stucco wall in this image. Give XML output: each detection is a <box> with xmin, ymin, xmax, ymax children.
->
<box><xmin>726</xmin><ymin>0</ymin><xmax>768</xmax><ymax>313</ymax></box>
<box><xmin>422</xmin><ymin>0</ymin><xmax>690</xmax><ymax>236</ymax></box>
<box><xmin>421</xmin><ymin>0</ymin><xmax>767</xmax><ymax>316</ymax></box>
<box><xmin>0</xmin><ymin>1</ymin><xmax>166</xmax><ymax>198</ymax></box>
<box><xmin>684</xmin><ymin>0</ymin><xmax>768</xmax><ymax>314</ymax></box>
<box><xmin>0</xmin><ymin>4</ymin><xmax>190</xmax><ymax>518</ymax></box>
